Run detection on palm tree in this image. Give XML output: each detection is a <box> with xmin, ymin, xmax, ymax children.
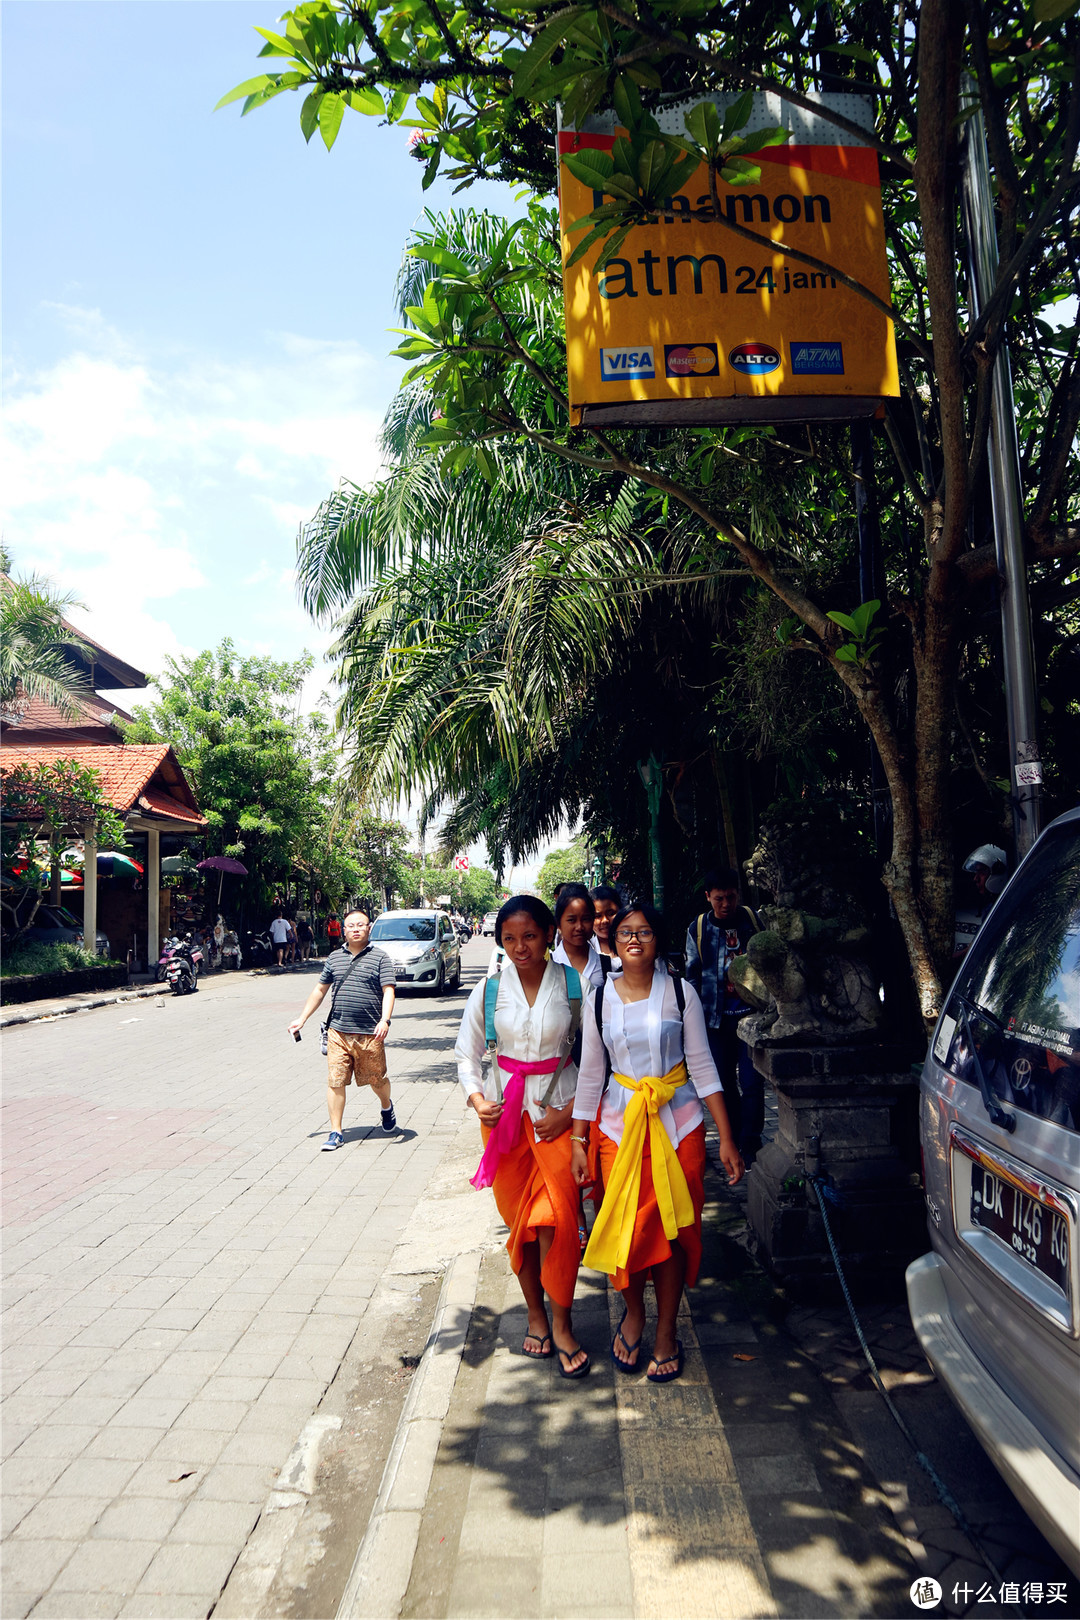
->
<box><xmin>0</xmin><ymin>571</ymin><xmax>93</xmax><ymax>723</ymax></box>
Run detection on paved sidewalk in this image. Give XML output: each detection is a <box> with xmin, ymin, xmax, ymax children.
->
<box><xmin>1</xmin><ymin>968</ymin><xmax>477</xmax><ymax>1618</ymax></box>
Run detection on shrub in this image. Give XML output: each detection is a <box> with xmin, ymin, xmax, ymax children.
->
<box><xmin>0</xmin><ymin>941</ymin><xmax>122</xmax><ymax>979</ymax></box>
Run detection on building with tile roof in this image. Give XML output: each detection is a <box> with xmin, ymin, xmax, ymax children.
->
<box><xmin>1</xmin><ymin>629</ymin><xmax>205</xmax><ymax>969</ymax></box>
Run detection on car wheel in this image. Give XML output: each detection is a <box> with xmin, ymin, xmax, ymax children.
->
<box><xmin>431</xmin><ymin>963</ymin><xmax>445</xmax><ymax>997</ymax></box>
<box><xmin>449</xmin><ymin>957</ymin><xmax>461</xmax><ymax>991</ymax></box>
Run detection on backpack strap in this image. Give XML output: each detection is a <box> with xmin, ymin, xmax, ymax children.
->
<box><xmin>696</xmin><ymin>911</ymin><xmax>705</xmax><ymax>958</ymax></box>
<box><xmin>595</xmin><ymin>976</ymin><xmax>612</xmax><ymax>1086</ymax></box>
<box><xmin>672</xmin><ymin>971</ymin><xmax>685</xmax><ymax>1017</ymax></box>
<box><xmin>484</xmin><ymin>973</ymin><xmax>499</xmax><ymax>1049</ymax></box>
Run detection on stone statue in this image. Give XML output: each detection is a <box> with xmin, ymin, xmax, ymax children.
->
<box><xmin>730</xmin><ymin>801</ymin><xmax>884</xmax><ymax>1043</ymax></box>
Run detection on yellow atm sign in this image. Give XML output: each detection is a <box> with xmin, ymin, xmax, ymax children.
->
<box><xmin>558</xmin><ymin>97</ymin><xmax>900</xmax><ymax>426</ymax></box>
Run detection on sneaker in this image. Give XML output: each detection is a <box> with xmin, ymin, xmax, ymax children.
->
<box><xmin>321</xmin><ymin>1131</ymin><xmax>344</xmax><ymax>1151</ymax></box>
<box><xmin>380</xmin><ymin>1106</ymin><xmax>397</xmax><ymax>1133</ymax></box>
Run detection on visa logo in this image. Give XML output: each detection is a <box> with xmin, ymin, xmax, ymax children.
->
<box><xmin>600</xmin><ymin>346</ymin><xmax>656</xmax><ymax>381</ymax></box>
<box><xmin>790</xmin><ymin>342</ymin><xmax>845</xmax><ymax>375</ymax></box>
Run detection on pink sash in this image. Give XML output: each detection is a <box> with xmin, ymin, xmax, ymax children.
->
<box><xmin>470</xmin><ymin>1055</ymin><xmax>562</xmax><ymax>1190</ymax></box>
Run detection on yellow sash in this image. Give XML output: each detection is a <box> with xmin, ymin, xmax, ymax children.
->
<box><xmin>583</xmin><ymin>1062</ymin><xmax>694</xmax><ymax>1276</ymax></box>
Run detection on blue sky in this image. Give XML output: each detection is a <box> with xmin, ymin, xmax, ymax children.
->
<box><xmin>3</xmin><ymin>0</ymin><xmax>559</xmax><ymax>875</ymax></box>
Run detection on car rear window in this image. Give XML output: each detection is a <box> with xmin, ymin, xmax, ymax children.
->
<box><xmin>370</xmin><ymin>917</ymin><xmax>436</xmax><ymax>942</ymax></box>
<box><xmin>935</xmin><ymin>822</ymin><xmax>1080</xmax><ymax>1131</ymax></box>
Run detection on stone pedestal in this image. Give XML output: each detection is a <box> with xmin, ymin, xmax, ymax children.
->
<box><xmin>743</xmin><ymin>1035</ymin><xmax>926</xmax><ymax>1297</ymax></box>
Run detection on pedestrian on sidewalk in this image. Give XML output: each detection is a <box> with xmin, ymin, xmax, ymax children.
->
<box><xmin>590</xmin><ymin>884</ymin><xmax>623</xmax><ymax>968</ymax></box>
<box><xmin>288</xmin><ymin>908</ymin><xmax>398</xmax><ymax>1150</ymax></box>
<box><xmin>552</xmin><ymin>883</ymin><xmax>605</xmax><ymax>989</ymax></box>
<box><xmin>684</xmin><ymin>867</ymin><xmax>765</xmax><ymax>1164</ymax></box>
<box><xmin>269</xmin><ymin>910</ymin><xmax>291</xmax><ymax>968</ymax></box>
<box><xmin>571</xmin><ymin>904</ymin><xmax>743</xmax><ymax>1383</ymax></box>
<box><xmin>455</xmin><ymin>895</ymin><xmax>591</xmax><ymax>1379</ymax></box>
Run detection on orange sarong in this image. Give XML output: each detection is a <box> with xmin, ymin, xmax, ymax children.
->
<box><xmin>596</xmin><ymin>1123</ymin><xmax>706</xmax><ymax>1291</ymax></box>
<box><xmin>481</xmin><ymin>1117</ymin><xmax>582</xmax><ymax>1308</ymax></box>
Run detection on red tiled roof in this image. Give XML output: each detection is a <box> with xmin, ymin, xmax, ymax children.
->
<box><xmin>0</xmin><ymin>743</ymin><xmax>205</xmax><ymax>825</ymax></box>
<box><xmin>138</xmin><ymin>788</ymin><xmax>206</xmax><ymax>826</ymax></box>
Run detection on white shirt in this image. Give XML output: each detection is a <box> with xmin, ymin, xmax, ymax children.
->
<box><xmin>455</xmin><ymin>959</ymin><xmax>587</xmax><ymax>1124</ymax></box>
<box><xmin>269</xmin><ymin>918</ymin><xmax>290</xmax><ymax>944</ymax></box>
<box><xmin>572</xmin><ymin>966</ymin><xmax>722</xmax><ymax>1148</ymax></box>
<box><xmin>552</xmin><ymin>936</ymin><xmax>607</xmax><ymax>989</ymax></box>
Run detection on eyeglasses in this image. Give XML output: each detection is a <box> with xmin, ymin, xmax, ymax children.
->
<box><xmin>616</xmin><ymin>927</ymin><xmax>655</xmax><ymax>943</ymax></box>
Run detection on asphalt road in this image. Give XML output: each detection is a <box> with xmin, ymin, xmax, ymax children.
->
<box><xmin>1</xmin><ymin>943</ymin><xmax>490</xmax><ymax>1620</ymax></box>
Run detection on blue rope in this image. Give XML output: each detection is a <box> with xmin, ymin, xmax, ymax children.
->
<box><xmin>808</xmin><ymin>1175</ymin><xmax>1023</xmax><ymax>1610</ymax></box>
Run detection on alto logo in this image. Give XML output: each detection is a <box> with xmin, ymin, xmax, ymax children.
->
<box><xmin>790</xmin><ymin>341</ymin><xmax>845</xmax><ymax>374</ymax></box>
<box><xmin>729</xmin><ymin>342</ymin><xmax>781</xmax><ymax>375</ymax></box>
<box><xmin>664</xmin><ymin>343</ymin><xmax>719</xmax><ymax>377</ymax></box>
<box><xmin>600</xmin><ymin>346</ymin><xmax>655</xmax><ymax>381</ymax></box>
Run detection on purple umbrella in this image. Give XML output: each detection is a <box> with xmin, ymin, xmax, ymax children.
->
<box><xmin>197</xmin><ymin>856</ymin><xmax>249</xmax><ymax>904</ymax></box>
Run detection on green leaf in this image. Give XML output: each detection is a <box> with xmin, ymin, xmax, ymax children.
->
<box><xmin>512</xmin><ymin>20</ymin><xmax>573</xmax><ymax>94</ymax></box>
<box><xmin>299</xmin><ymin>89</ymin><xmax>322</xmax><ymax>144</ymax></box>
<box><xmin>1031</xmin><ymin>0</ymin><xmax>1078</xmax><ymax>19</ymax></box>
<box><xmin>562</xmin><ymin>150</ymin><xmax>614</xmax><ymax>189</ymax></box>
<box><xmin>612</xmin><ymin>75</ymin><xmax>642</xmax><ymax>130</ymax></box>
<box><xmin>387</xmin><ymin>87</ymin><xmax>410</xmax><ymax>122</ymax></box>
<box><xmin>214</xmin><ymin>75</ymin><xmax>279</xmax><ymax>111</ymax></box>
<box><xmin>827</xmin><ymin>610</ymin><xmax>860</xmax><ymax>634</ymax></box>
<box><xmin>721</xmin><ymin>89</ymin><xmax>753</xmax><ymax>141</ymax></box>
<box><xmin>347</xmin><ymin>87</ymin><xmax>385</xmax><ymax>115</ymax></box>
<box><xmin>683</xmin><ymin>99</ymin><xmax>722</xmax><ymax>155</ymax></box>
<box><xmin>255</xmin><ymin>26</ymin><xmax>312</xmax><ymax>63</ymax></box>
<box><xmin>409</xmin><ymin>243</ymin><xmax>471</xmax><ymax>275</ymax></box>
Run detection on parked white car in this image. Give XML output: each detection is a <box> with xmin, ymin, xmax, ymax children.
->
<box><xmin>907</xmin><ymin>806</ymin><xmax>1080</xmax><ymax>1576</ymax></box>
<box><xmin>369</xmin><ymin>909</ymin><xmax>462</xmax><ymax>995</ymax></box>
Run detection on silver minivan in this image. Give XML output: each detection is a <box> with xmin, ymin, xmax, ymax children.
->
<box><xmin>907</xmin><ymin>807</ymin><xmax>1080</xmax><ymax>1575</ymax></box>
<box><xmin>369</xmin><ymin>909</ymin><xmax>461</xmax><ymax>994</ymax></box>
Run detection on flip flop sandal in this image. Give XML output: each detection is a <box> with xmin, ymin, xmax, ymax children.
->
<box><xmin>646</xmin><ymin>1340</ymin><xmax>684</xmax><ymax>1384</ymax></box>
<box><xmin>556</xmin><ymin>1345</ymin><xmax>591</xmax><ymax>1380</ymax></box>
<box><xmin>610</xmin><ymin>1311</ymin><xmax>643</xmax><ymax>1374</ymax></box>
<box><xmin>522</xmin><ymin>1332</ymin><xmax>553</xmax><ymax>1359</ymax></box>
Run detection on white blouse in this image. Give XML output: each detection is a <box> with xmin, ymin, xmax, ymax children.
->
<box><xmin>552</xmin><ymin>936</ymin><xmax>607</xmax><ymax>989</ymax></box>
<box><xmin>455</xmin><ymin>960</ymin><xmax>586</xmax><ymax>1123</ymax></box>
<box><xmin>572</xmin><ymin>966</ymin><xmax>722</xmax><ymax>1148</ymax></box>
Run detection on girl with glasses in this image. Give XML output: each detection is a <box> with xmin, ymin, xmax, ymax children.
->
<box><xmin>569</xmin><ymin>904</ymin><xmax>743</xmax><ymax>1382</ymax></box>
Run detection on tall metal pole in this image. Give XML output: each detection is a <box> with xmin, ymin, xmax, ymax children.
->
<box><xmin>637</xmin><ymin>755</ymin><xmax>664</xmax><ymax>910</ymax></box>
<box><xmin>960</xmin><ymin>78</ymin><xmax>1043</xmax><ymax>857</ymax></box>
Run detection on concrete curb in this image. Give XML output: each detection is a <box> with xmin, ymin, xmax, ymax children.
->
<box><xmin>335</xmin><ymin>1247</ymin><xmax>485</xmax><ymax>1620</ymax></box>
<box><xmin>0</xmin><ymin>981</ymin><xmax>164</xmax><ymax>1027</ymax></box>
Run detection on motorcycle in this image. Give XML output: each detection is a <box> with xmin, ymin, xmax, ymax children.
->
<box><xmin>164</xmin><ymin>934</ymin><xmax>204</xmax><ymax>996</ymax></box>
<box><xmin>155</xmin><ymin>935</ymin><xmax>185</xmax><ymax>983</ymax></box>
<box><xmin>243</xmin><ymin>928</ymin><xmax>274</xmax><ymax>968</ymax></box>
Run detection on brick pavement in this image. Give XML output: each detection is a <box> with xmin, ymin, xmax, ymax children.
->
<box><xmin>1</xmin><ymin>966</ymin><xmax>474</xmax><ymax>1619</ymax></box>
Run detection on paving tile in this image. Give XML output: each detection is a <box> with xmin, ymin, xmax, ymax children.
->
<box><xmin>10</xmin><ymin>1496</ymin><xmax>110</xmax><ymax>1541</ymax></box>
<box><xmin>92</xmin><ymin>1498</ymin><xmax>184</xmax><ymax>1542</ymax></box>
<box><xmin>7</xmin><ymin>1424</ymin><xmax>97</xmax><ymax>1460</ymax></box>
<box><xmin>167</xmin><ymin>1498</ymin><xmax>260</xmax><ymax>1545</ymax></box>
<box><xmin>149</xmin><ymin>1429</ymin><xmax>228</xmax><ymax>1466</ymax></box>
<box><xmin>0</xmin><ymin>1537</ymin><xmax>78</xmax><ymax>1592</ymax></box>
<box><xmin>117</xmin><ymin>1591</ymin><xmax>214</xmax><ymax>1617</ymax></box>
<box><xmin>25</xmin><ymin>1592</ymin><xmax>123</xmax><ymax>1619</ymax></box>
<box><xmin>134</xmin><ymin>1540</ymin><xmax>238</xmax><ymax>1596</ymax></box>
<box><xmin>0</xmin><ymin>1496</ymin><xmax>37</xmax><ymax>1538</ymax></box>
<box><xmin>0</xmin><ymin>1456</ymin><xmax>69</xmax><ymax>1496</ymax></box>
<box><xmin>117</xmin><ymin>1461</ymin><xmax>203</xmax><ymax>1501</ymax></box>
<box><xmin>169</xmin><ymin>1399</ymin><xmax>248</xmax><ymax>1433</ymax></box>
<box><xmin>193</xmin><ymin>1463</ymin><xmax>273</xmax><ymax>1505</ymax></box>
<box><xmin>1</xmin><ymin>1591</ymin><xmax>45</xmax><ymax>1620</ymax></box>
<box><xmin>110</xmin><ymin>1397</ymin><xmax>188</xmax><ymax>1429</ymax></box>
<box><xmin>80</xmin><ymin>1426</ymin><xmax>170</xmax><ymax>1462</ymax></box>
<box><xmin>58</xmin><ymin>1539</ymin><xmax>158</xmax><ymax>1592</ymax></box>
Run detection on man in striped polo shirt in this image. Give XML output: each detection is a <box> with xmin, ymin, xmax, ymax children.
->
<box><xmin>289</xmin><ymin>908</ymin><xmax>398</xmax><ymax>1150</ymax></box>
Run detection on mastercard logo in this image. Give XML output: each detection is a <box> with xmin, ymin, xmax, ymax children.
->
<box><xmin>664</xmin><ymin>343</ymin><xmax>719</xmax><ymax>378</ymax></box>
<box><xmin>729</xmin><ymin>342</ymin><xmax>781</xmax><ymax>375</ymax></box>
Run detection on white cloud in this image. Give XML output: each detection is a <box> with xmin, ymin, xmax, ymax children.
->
<box><xmin>1</xmin><ymin>307</ymin><xmax>390</xmax><ymax>696</ymax></box>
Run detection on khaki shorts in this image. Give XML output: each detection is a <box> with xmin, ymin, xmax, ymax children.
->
<box><xmin>326</xmin><ymin>1030</ymin><xmax>388</xmax><ymax>1090</ymax></box>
